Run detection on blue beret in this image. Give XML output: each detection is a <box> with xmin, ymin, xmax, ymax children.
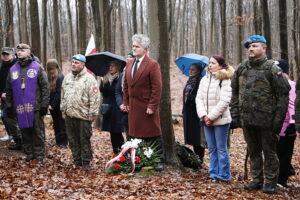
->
<box><xmin>244</xmin><ymin>35</ymin><xmax>267</xmax><ymax>48</ymax></box>
<box><xmin>72</xmin><ymin>54</ymin><xmax>86</xmax><ymax>63</ymax></box>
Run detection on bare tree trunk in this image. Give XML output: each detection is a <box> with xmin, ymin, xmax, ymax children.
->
<box><xmin>148</xmin><ymin>0</ymin><xmax>178</xmax><ymax>165</ymax></box>
<box><xmin>17</xmin><ymin>0</ymin><xmax>22</xmax><ymax>44</ymax></box>
<box><xmin>292</xmin><ymin>0</ymin><xmax>300</xmax><ymax>78</ymax></box>
<box><xmin>30</xmin><ymin>0</ymin><xmax>41</xmax><ymax>59</ymax></box>
<box><xmin>42</xmin><ymin>0</ymin><xmax>47</xmax><ymax>65</ymax></box>
<box><xmin>253</xmin><ymin>0</ymin><xmax>262</xmax><ymax>35</ymax></box>
<box><xmin>132</xmin><ymin>0</ymin><xmax>137</xmax><ymax>34</ymax></box>
<box><xmin>179</xmin><ymin>0</ymin><xmax>186</xmax><ymax>56</ymax></box>
<box><xmin>195</xmin><ymin>0</ymin><xmax>202</xmax><ymax>54</ymax></box>
<box><xmin>91</xmin><ymin>0</ymin><xmax>102</xmax><ymax>52</ymax></box>
<box><xmin>20</xmin><ymin>0</ymin><xmax>28</xmax><ymax>43</ymax></box>
<box><xmin>139</xmin><ymin>0</ymin><xmax>143</xmax><ymax>33</ymax></box>
<box><xmin>6</xmin><ymin>0</ymin><xmax>14</xmax><ymax>47</ymax></box>
<box><xmin>261</xmin><ymin>0</ymin><xmax>272</xmax><ymax>58</ymax></box>
<box><xmin>53</xmin><ymin>0</ymin><xmax>62</xmax><ymax>66</ymax></box>
<box><xmin>237</xmin><ymin>0</ymin><xmax>243</xmax><ymax>63</ymax></box>
<box><xmin>118</xmin><ymin>0</ymin><xmax>125</xmax><ymax>55</ymax></box>
<box><xmin>209</xmin><ymin>0</ymin><xmax>215</xmax><ymax>54</ymax></box>
<box><xmin>67</xmin><ymin>0</ymin><xmax>75</xmax><ymax>55</ymax></box>
<box><xmin>78</xmin><ymin>0</ymin><xmax>87</xmax><ymax>54</ymax></box>
<box><xmin>279</xmin><ymin>0</ymin><xmax>288</xmax><ymax>61</ymax></box>
<box><xmin>221</xmin><ymin>0</ymin><xmax>226</xmax><ymax>58</ymax></box>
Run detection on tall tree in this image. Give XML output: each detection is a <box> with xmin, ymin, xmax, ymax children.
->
<box><xmin>53</xmin><ymin>0</ymin><xmax>62</xmax><ymax>66</ymax></box>
<box><xmin>195</xmin><ymin>0</ymin><xmax>203</xmax><ymax>54</ymax></box>
<box><xmin>30</xmin><ymin>0</ymin><xmax>41</xmax><ymax>59</ymax></box>
<box><xmin>293</xmin><ymin>0</ymin><xmax>300</xmax><ymax>77</ymax></box>
<box><xmin>147</xmin><ymin>0</ymin><xmax>178</xmax><ymax>165</ymax></box>
<box><xmin>42</xmin><ymin>0</ymin><xmax>47</xmax><ymax>65</ymax></box>
<box><xmin>6</xmin><ymin>0</ymin><xmax>14</xmax><ymax>47</ymax></box>
<box><xmin>67</xmin><ymin>0</ymin><xmax>75</xmax><ymax>55</ymax></box>
<box><xmin>261</xmin><ymin>0</ymin><xmax>272</xmax><ymax>58</ymax></box>
<box><xmin>91</xmin><ymin>0</ymin><xmax>101</xmax><ymax>52</ymax></box>
<box><xmin>279</xmin><ymin>0</ymin><xmax>288</xmax><ymax>61</ymax></box>
<box><xmin>132</xmin><ymin>0</ymin><xmax>137</xmax><ymax>34</ymax></box>
<box><xmin>237</xmin><ymin>0</ymin><xmax>243</xmax><ymax>63</ymax></box>
<box><xmin>20</xmin><ymin>0</ymin><xmax>29</xmax><ymax>43</ymax></box>
<box><xmin>220</xmin><ymin>0</ymin><xmax>226</xmax><ymax>58</ymax></box>
<box><xmin>118</xmin><ymin>0</ymin><xmax>125</xmax><ymax>55</ymax></box>
<box><xmin>139</xmin><ymin>0</ymin><xmax>143</xmax><ymax>33</ymax></box>
<box><xmin>209</xmin><ymin>0</ymin><xmax>215</xmax><ymax>54</ymax></box>
<box><xmin>253</xmin><ymin>0</ymin><xmax>262</xmax><ymax>35</ymax></box>
<box><xmin>78</xmin><ymin>0</ymin><xmax>87</xmax><ymax>54</ymax></box>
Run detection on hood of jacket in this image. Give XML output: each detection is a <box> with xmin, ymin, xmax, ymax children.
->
<box><xmin>205</xmin><ymin>65</ymin><xmax>234</xmax><ymax>81</ymax></box>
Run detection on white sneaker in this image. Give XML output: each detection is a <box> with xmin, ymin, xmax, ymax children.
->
<box><xmin>0</xmin><ymin>135</ymin><xmax>13</xmax><ymax>142</ymax></box>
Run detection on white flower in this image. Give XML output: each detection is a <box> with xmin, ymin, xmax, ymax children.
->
<box><xmin>143</xmin><ymin>148</ymin><xmax>153</xmax><ymax>158</ymax></box>
<box><xmin>121</xmin><ymin>138</ymin><xmax>142</xmax><ymax>149</ymax></box>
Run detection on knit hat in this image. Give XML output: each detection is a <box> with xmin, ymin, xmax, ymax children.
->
<box><xmin>275</xmin><ymin>59</ymin><xmax>289</xmax><ymax>74</ymax></box>
<box><xmin>1</xmin><ymin>47</ymin><xmax>14</xmax><ymax>54</ymax></box>
<box><xmin>17</xmin><ymin>43</ymin><xmax>31</xmax><ymax>50</ymax></box>
<box><xmin>244</xmin><ymin>35</ymin><xmax>267</xmax><ymax>48</ymax></box>
<box><xmin>72</xmin><ymin>54</ymin><xmax>86</xmax><ymax>63</ymax></box>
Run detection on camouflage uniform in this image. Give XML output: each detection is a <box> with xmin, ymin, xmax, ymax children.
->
<box><xmin>231</xmin><ymin>55</ymin><xmax>290</xmax><ymax>185</ymax></box>
<box><xmin>294</xmin><ymin>79</ymin><xmax>300</xmax><ymax>132</ymax></box>
<box><xmin>6</xmin><ymin>57</ymin><xmax>50</xmax><ymax>159</ymax></box>
<box><xmin>0</xmin><ymin>58</ymin><xmax>22</xmax><ymax>146</ymax></box>
<box><xmin>61</xmin><ymin>67</ymin><xmax>100</xmax><ymax>165</ymax></box>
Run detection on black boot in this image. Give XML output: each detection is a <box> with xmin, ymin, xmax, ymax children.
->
<box><xmin>8</xmin><ymin>143</ymin><xmax>22</xmax><ymax>150</ymax></box>
<box><xmin>82</xmin><ymin>162</ymin><xmax>91</xmax><ymax>171</ymax></box>
<box><xmin>244</xmin><ymin>180</ymin><xmax>263</xmax><ymax>190</ymax></box>
<box><xmin>262</xmin><ymin>183</ymin><xmax>276</xmax><ymax>194</ymax></box>
<box><xmin>23</xmin><ymin>155</ymin><xmax>34</xmax><ymax>162</ymax></box>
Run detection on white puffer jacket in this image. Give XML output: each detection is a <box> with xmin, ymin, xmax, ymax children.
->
<box><xmin>196</xmin><ymin>66</ymin><xmax>234</xmax><ymax>126</ymax></box>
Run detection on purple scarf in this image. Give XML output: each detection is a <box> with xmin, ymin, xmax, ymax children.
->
<box><xmin>10</xmin><ymin>61</ymin><xmax>40</xmax><ymax>128</ymax></box>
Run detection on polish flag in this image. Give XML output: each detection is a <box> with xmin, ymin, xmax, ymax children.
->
<box><xmin>85</xmin><ymin>34</ymin><xmax>97</xmax><ymax>56</ymax></box>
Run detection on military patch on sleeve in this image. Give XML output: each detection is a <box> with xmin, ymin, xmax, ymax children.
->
<box><xmin>93</xmin><ymin>87</ymin><xmax>99</xmax><ymax>93</ymax></box>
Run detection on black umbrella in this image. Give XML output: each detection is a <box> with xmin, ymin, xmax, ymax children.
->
<box><xmin>86</xmin><ymin>51</ymin><xmax>127</xmax><ymax>76</ymax></box>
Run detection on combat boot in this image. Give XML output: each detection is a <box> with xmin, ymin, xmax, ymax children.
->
<box><xmin>244</xmin><ymin>180</ymin><xmax>263</xmax><ymax>190</ymax></box>
<box><xmin>82</xmin><ymin>163</ymin><xmax>91</xmax><ymax>171</ymax></box>
<box><xmin>262</xmin><ymin>183</ymin><xmax>276</xmax><ymax>194</ymax></box>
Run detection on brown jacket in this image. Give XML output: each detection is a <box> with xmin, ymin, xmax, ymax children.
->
<box><xmin>123</xmin><ymin>55</ymin><xmax>162</xmax><ymax>138</ymax></box>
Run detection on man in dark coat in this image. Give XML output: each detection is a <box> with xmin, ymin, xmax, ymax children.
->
<box><xmin>122</xmin><ymin>34</ymin><xmax>163</xmax><ymax>170</ymax></box>
<box><xmin>6</xmin><ymin>43</ymin><xmax>50</xmax><ymax>162</ymax></box>
<box><xmin>231</xmin><ymin>35</ymin><xmax>290</xmax><ymax>194</ymax></box>
<box><xmin>0</xmin><ymin>47</ymin><xmax>22</xmax><ymax>150</ymax></box>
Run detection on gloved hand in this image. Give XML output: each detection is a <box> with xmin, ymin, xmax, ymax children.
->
<box><xmin>39</xmin><ymin>107</ymin><xmax>48</xmax><ymax>116</ymax></box>
<box><xmin>285</xmin><ymin>124</ymin><xmax>296</xmax><ymax>136</ymax></box>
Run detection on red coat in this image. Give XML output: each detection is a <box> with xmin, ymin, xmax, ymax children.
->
<box><xmin>123</xmin><ymin>55</ymin><xmax>162</xmax><ymax>138</ymax></box>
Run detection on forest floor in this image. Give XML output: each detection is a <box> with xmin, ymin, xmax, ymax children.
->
<box><xmin>0</xmin><ymin>63</ymin><xmax>300</xmax><ymax>199</ymax></box>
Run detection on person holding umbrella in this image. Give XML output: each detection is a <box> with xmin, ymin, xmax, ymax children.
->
<box><xmin>182</xmin><ymin>63</ymin><xmax>206</xmax><ymax>164</ymax></box>
<box><xmin>196</xmin><ymin>55</ymin><xmax>234</xmax><ymax>181</ymax></box>
<box><xmin>100</xmin><ymin>60</ymin><xmax>125</xmax><ymax>154</ymax></box>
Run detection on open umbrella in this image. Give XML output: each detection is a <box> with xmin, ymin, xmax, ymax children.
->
<box><xmin>86</xmin><ymin>51</ymin><xmax>127</xmax><ymax>76</ymax></box>
<box><xmin>175</xmin><ymin>53</ymin><xmax>209</xmax><ymax>77</ymax></box>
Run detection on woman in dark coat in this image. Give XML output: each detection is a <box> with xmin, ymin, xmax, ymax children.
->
<box><xmin>46</xmin><ymin>59</ymin><xmax>68</xmax><ymax>147</ymax></box>
<box><xmin>183</xmin><ymin>63</ymin><xmax>206</xmax><ymax>163</ymax></box>
<box><xmin>100</xmin><ymin>61</ymin><xmax>124</xmax><ymax>153</ymax></box>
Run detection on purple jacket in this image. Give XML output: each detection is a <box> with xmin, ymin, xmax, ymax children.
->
<box><xmin>279</xmin><ymin>80</ymin><xmax>297</xmax><ymax>136</ymax></box>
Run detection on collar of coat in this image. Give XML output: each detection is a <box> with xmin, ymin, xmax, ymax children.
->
<box><xmin>205</xmin><ymin>65</ymin><xmax>234</xmax><ymax>81</ymax></box>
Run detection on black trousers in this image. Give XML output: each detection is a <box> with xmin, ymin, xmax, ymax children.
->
<box><xmin>193</xmin><ymin>145</ymin><xmax>205</xmax><ymax>162</ymax></box>
<box><xmin>110</xmin><ymin>132</ymin><xmax>124</xmax><ymax>154</ymax></box>
<box><xmin>277</xmin><ymin>135</ymin><xmax>296</xmax><ymax>184</ymax></box>
<box><xmin>50</xmin><ymin>108</ymin><xmax>68</xmax><ymax>146</ymax></box>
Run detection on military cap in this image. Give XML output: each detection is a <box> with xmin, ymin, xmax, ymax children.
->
<box><xmin>1</xmin><ymin>47</ymin><xmax>14</xmax><ymax>54</ymax></box>
<box><xmin>16</xmin><ymin>43</ymin><xmax>31</xmax><ymax>50</ymax></box>
<box><xmin>127</xmin><ymin>50</ymin><xmax>135</xmax><ymax>58</ymax></box>
<box><xmin>244</xmin><ymin>35</ymin><xmax>267</xmax><ymax>48</ymax></box>
<box><xmin>72</xmin><ymin>54</ymin><xmax>86</xmax><ymax>63</ymax></box>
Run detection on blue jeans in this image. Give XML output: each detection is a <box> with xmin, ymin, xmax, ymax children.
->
<box><xmin>204</xmin><ymin>124</ymin><xmax>231</xmax><ymax>181</ymax></box>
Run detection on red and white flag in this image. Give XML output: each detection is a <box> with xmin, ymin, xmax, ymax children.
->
<box><xmin>85</xmin><ymin>34</ymin><xmax>97</xmax><ymax>56</ymax></box>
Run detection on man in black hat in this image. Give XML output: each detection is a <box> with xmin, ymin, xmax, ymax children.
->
<box><xmin>0</xmin><ymin>47</ymin><xmax>23</xmax><ymax>150</ymax></box>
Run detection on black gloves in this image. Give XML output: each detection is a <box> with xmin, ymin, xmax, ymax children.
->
<box><xmin>285</xmin><ymin>124</ymin><xmax>296</xmax><ymax>136</ymax></box>
<box><xmin>39</xmin><ymin>107</ymin><xmax>48</xmax><ymax>116</ymax></box>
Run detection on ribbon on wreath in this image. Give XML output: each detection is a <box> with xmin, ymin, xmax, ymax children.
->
<box><xmin>105</xmin><ymin>139</ymin><xmax>142</xmax><ymax>173</ymax></box>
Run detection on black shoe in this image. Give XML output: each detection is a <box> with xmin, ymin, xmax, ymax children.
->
<box><xmin>36</xmin><ymin>157</ymin><xmax>44</xmax><ymax>162</ymax></box>
<box><xmin>154</xmin><ymin>163</ymin><xmax>164</xmax><ymax>171</ymax></box>
<box><xmin>262</xmin><ymin>183</ymin><xmax>276</xmax><ymax>194</ymax></box>
<box><xmin>287</xmin><ymin>168</ymin><xmax>296</xmax><ymax>177</ymax></box>
<box><xmin>82</xmin><ymin>163</ymin><xmax>91</xmax><ymax>171</ymax></box>
<box><xmin>8</xmin><ymin>145</ymin><xmax>22</xmax><ymax>150</ymax></box>
<box><xmin>23</xmin><ymin>156</ymin><xmax>34</xmax><ymax>162</ymax></box>
<box><xmin>244</xmin><ymin>180</ymin><xmax>263</xmax><ymax>190</ymax></box>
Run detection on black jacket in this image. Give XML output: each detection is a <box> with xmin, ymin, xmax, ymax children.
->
<box><xmin>0</xmin><ymin>58</ymin><xmax>17</xmax><ymax>97</ymax></box>
<box><xmin>50</xmin><ymin>73</ymin><xmax>64</xmax><ymax>109</ymax></box>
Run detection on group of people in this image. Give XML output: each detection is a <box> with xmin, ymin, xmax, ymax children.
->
<box><xmin>182</xmin><ymin>34</ymin><xmax>297</xmax><ymax>194</ymax></box>
<box><xmin>0</xmin><ymin>33</ymin><xmax>298</xmax><ymax>194</ymax></box>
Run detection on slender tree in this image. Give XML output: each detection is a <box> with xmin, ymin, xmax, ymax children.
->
<box><xmin>261</xmin><ymin>0</ymin><xmax>272</xmax><ymax>58</ymax></box>
<box><xmin>221</xmin><ymin>0</ymin><xmax>226</xmax><ymax>58</ymax></box>
<box><xmin>279</xmin><ymin>0</ymin><xmax>288</xmax><ymax>61</ymax></box>
<box><xmin>42</xmin><ymin>0</ymin><xmax>47</xmax><ymax>65</ymax></box>
<box><xmin>91</xmin><ymin>0</ymin><xmax>102</xmax><ymax>52</ymax></box>
<box><xmin>132</xmin><ymin>0</ymin><xmax>137</xmax><ymax>34</ymax></box>
<box><xmin>53</xmin><ymin>0</ymin><xmax>62</xmax><ymax>66</ymax></box>
<box><xmin>253</xmin><ymin>0</ymin><xmax>262</xmax><ymax>35</ymax></box>
<box><xmin>30</xmin><ymin>0</ymin><xmax>41</xmax><ymax>59</ymax></box>
<box><xmin>67</xmin><ymin>0</ymin><xmax>75</xmax><ymax>55</ymax></box>
<box><xmin>237</xmin><ymin>0</ymin><xmax>243</xmax><ymax>63</ymax></box>
<box><xmin>147</xmin><ymin>0</ymin><xmax>178</xmax><ymax>165</ymax></box>
<box><xmin>78</xmin><ymin>0</ymin><xmax>87</xmax><ymax>54</ymax></box>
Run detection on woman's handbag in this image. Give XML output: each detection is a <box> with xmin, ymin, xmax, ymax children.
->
<box><xmin>100</xmin><ymin>104</ymin><xmax>112</xmax><ymax>115</ymax></box>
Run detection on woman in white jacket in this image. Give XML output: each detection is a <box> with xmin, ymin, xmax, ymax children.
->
<box><xmin>196</xmin><ymin>55</ymin><xmax>234</xmax><ymax>181</ymax></box>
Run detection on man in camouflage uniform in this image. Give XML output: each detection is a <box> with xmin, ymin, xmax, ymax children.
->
<box><xmin>231</xmin><ymin>35</ymin><xmax>290</xmax><ymax>194</ymax></box>
<box><xmin>6</xmin><ymin>43</ymin><xmax>50</xmax><ymax>162</ymax></box>
<box><xmin>61</xmin><ymin>54</ymin><xmax>100</xmax><ymax>171</ymax></box>
<box><xmin>0</xmin><ymin>47</ymin><xmax>22</xmax><ymax>150</ymax></box>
